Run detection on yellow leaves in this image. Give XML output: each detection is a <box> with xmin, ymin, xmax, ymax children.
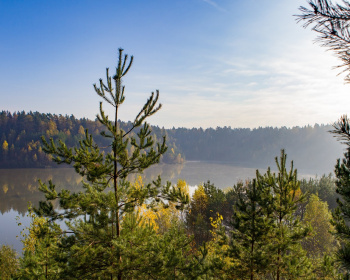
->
<box><xmin>65</xmin><ymin>129</ymin><xmax>71</xmax><ymax>136</ymax></box>
<box><xmin>78</xmin><ymin>125</ymin><xmax>85</xmax><ymax>135</ymax></box>
<box><xmin>290</xmin><ymin>187</ymin><xmax>302</xmax><ymax>201</ymax></box>
<box><xmin>133</xmin><ymin>175</ymin><xmax>143</xmax><ymax>191</ymax></box>
<box><xmin>18</xmin><ymin>207</ymin><xmax>53</xmax><ymax>254</ymax></box>
<box><xmin>26</xmin><ymin>140</ymin><xmax>41</xmax><ymax>153</ymax></box>
<box><xmin>46</xmin><ymin>120</ymin><xmax>58</xmax><ymax>136</ymax></box>
<box><xmin>176</xmin><ymin>179</ymin><xmax>189</xmax><ymax>197</ymax></box>
<box><xmin>0</xmin><ymin>245</ymin><xmax>19</xmax><ymax>280</ymax></box>
<box><xmin>210</xmin><ymin>212</ymin><xmax>223</xmax><ymax>230</ymax></box>
<box><xmin>2</xmin><ymin>140</ymin><xmax>8</xmax><ymax>152</ymax></box>
<box><xmin>303</xmin><ymin>194</ymin><xmax>336</xmax><ymax>256</ymax></box>
<box><xmin>138</xmin><ymin>203</ymin><xmax>178</xmax><ymax>234</ymax></box>
<box><xmin>209</xmin><ymin>212</ymin><xmax>223</xmax><ymax>242</ymax></box>
<box><xmin>135</xmin><ymin>177</ymin><xmax>188</xmax><ymax>234</ymax></box>
<box><xmin>138</xmin><ymin>204</ymin><xmax>160</xmax><ymax>232</ymax></box>
<box><xmin>191</xmin><ymin>185</ymin><xmax>208</xmax><ymax>214</ymax></box>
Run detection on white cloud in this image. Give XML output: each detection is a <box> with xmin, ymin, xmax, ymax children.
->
<box><xmin>143</xmin><ymin>38</ymin><xmax>350</xmax><ymax>129</ymax></box>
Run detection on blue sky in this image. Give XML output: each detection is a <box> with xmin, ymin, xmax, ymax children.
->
<box><xmin>1</xmin><ymin>0</ymin><xmax>349</xmax><ymax>128</ymax></box>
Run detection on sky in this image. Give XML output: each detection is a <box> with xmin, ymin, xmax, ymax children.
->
<box><xmin>1</xmin><ymin>0</ymin><xmax>350</xmax><ymax>129</ymax></box>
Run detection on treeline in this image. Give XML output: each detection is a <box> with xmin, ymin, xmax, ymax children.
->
<box><xmin>166</xmin><ymin>124</ymin><xmax>343</xmax><ymax>174</ymax></box>
<box><xmin>0</xmin><ymin>111</ymin><xmax>184</xmax><ymax>168</ymax></box>
<box><xmin>0</xmin><ymin>110</ymin><xmax>343</xmax><ymax>174</ymax></box>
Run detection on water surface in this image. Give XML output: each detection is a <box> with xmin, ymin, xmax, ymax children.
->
<box><xmin>0</xmin><ymin>161</ymin><xmax>314</xmax><ymax>252</ymax></box>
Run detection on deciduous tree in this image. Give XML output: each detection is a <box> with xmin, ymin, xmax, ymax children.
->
<box><xmin>0</xmin><ymin>244</ymin><xmax>19</xmax><ymax>280</ymax></box>
<box><xmin>302</xmin><ymin>194</ymin><xmax>336</xmax><ymax>258</ymax></box>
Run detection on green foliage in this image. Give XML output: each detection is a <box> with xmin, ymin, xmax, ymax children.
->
<box><xmin>263</xmin><ymin>150</ymin><xmax>311</xmax><ymax>279</ymax></box>
<box><xmin>213</xmin><ymin>150</ymin><xmax>312</xmax><ymax>280</ymax></box>
<box><xmin>166</xmin><ymin>124</ymin><xmax>341</xmax><ymax>173</ymax></box>
<box><xmin>16</xmin><ymin>207</ymin><xmax>62</xmax><ymax>279</ymax></box>
<box><xmin>186</xmin><ymin>181</ymin><xmax>231</xmax><ymax>247</ymax></box>
<box><xmin>297</xmin><ymin>0</ymin><xmax>350</xmax><ymax>83</ymax></box>
<box><xmin>0</xmin><ymin>110</ymin><xmax>342</xmax><ymax>172</ymax></box>
<box><xmin>226</xmin><ymin>178</ymin><xmax>274</xmax><ymax>279</ymax></box>
<box><xmin>300</xmin><ymin>174</ymin><xmax>338</xmax><ymax>210</ymax></box>
<box><xmin>302</xmin><ymin>194</ymin><xmax>336</xmax><ymax>258</ymax></box>
<box><xmin>19</xmin><ymin>49</ymin><xmax>191</xmax><ymax>279</ymax></box>
<box><xmin>328</xmin><ymin>115</ymin><xmax>350</xmax><ymax>275</ymax></box>
<box><xmin>0</xmin><ymin>110</ymin><xmax>185</xmax><ymax>168</ymax></box>
<box><xmin>297</xmin><ymin>2</ymin><xmax>350</xmax><ymax>276</ymax></box>
<box><xmin>0</xmin><ymin>244</ymin><xmax>19</xmax><ymax>280</ymax></box>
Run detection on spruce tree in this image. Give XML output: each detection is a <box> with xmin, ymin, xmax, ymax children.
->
<box><xmin>25</xmin><ymin>48</ymin><xmax>190</xmax><ymax>279</ymax></box>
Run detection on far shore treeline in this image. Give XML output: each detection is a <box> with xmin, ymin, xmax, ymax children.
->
<box><xmin>0</xmin><ymin>110</ymin><xmax>343</xmax><ymax>173</ymax></box>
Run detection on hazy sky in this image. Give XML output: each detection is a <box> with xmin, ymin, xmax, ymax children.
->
<box><xmin>1</xmin><ymin>0</ymin><xmax>349</xmax><ymax>129</ymax></box>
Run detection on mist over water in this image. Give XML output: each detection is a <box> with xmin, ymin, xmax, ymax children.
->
<box><xmin>0</xmin><ymin>160</ymin><xmax>333</xmax><ymax>252</ymax></box>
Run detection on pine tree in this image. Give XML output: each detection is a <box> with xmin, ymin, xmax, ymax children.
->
<box><xmin>330</xmin><ymin>115</ymin><xmax>350</xmax><ymax>274</ymax></box>
<box><xmin>212</xmin><ymin>150</ymin><xmax>311</xmax><ymax>280</ymax></box>
<box><xmin>297</xmin><ymin>0</ymin><xmax>350</xmax><ymax>274</ymax></box>
<box><xmin>25</xmin><ymin>48</ymin><xmax>190</xmax><ymax>279</ymax></box>
<box><xmin>297</xmin><ymin>0</ymin><xmax>350</xmax><ymax>83</ymax></box>
<box><xmin>226</xmin><ymin>178</ymin><xmax>274</xmax><ymax>280</ymax></box>
<box><xmin>264</xmin><ymin>150</ymin><xmax>311</xmax><ymax>280</ymax></box>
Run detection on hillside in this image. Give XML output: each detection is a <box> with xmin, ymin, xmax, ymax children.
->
<box><xmin>0</xmin><ymin>110</ymin><xmax>344</xmax><ymax>174</ymax></box>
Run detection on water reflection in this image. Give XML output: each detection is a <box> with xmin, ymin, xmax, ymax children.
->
<box><xmin>0</xmin><ymin>164</ymin><xmax>186</xmax><ymax>214</ymax></box>
<box><xmin>1</xmin><ymin>162</ymin><xmax>315</xmax><ymax>251</ymax></box>
<box><xmin>0</xmin><ymin>162</ymin><xmax>263</xmax><ymax>214</ymax></box>
<box><xmin>0</xmin><ymin>168</ymin><xmax>83</xmax><ymax>215</ymax></box>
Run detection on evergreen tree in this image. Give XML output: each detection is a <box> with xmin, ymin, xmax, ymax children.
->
<box><xmin>297</xmin><ymin>1</ymin><xmax>350</xmax><ymax>275</ymax></box>
<box><xmin>226</xmin><ymin>178</ymin><xmax>274</xmax><ymax>280</ymax></box>
<box><xmin>22</xmin><ymin>49</ymin><xmax>190</xmax><ymax>279</ymax></box>
<box><xmin>212</xmin><ymin>150</ymin><xmax>311</xmax><ymax>280</ymax></box>
<box><xmin>331</xmin><ymin>115</ymin><xmax>350</xmax><ymax>274</ymax></box>
<box><xmin>297</xmin><ymin>0</ymin><xmax>350</xmax><ymax>83</ymax></box>
<box><xmin>264</xmin><ymin>150</ymin><xmax>311</xmax><ymax>280</ymax></box>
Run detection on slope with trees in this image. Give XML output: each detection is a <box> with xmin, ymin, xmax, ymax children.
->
<box><xmin>0</xmin><ymin>110</ymin><xmax>343</xmax><ymax>175</ymax></box>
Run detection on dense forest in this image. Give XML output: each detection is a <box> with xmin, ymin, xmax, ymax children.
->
<box><xmin>0</xmin><ymin>110</ymin><xmax>184</xmax><ymax>168</ymax></box>
<box><xmin>166</xmin><ymin>123</ymin><xmax>343</xmax><ymax>174</ymax></box>
<box><xmin>0</xmin><ymin>110</ymin><xmax>343</xmax><ymax>174</ymax></box>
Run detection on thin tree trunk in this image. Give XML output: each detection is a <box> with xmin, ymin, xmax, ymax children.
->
<box><xmin>115</xmin><ymin>87</ymin><xmax>122</xmax><ymax>280</ymax></box>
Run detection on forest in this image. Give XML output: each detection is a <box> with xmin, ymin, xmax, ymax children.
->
<box><xmin>4</xmin><ymin>1</ymin><xmax>350</xmax><ymax>278</ymax></box>
<box><xmin>0</xmin><ymin>110</ymin><xmax>343</xmax><ymax>174</ymax></box>
<box><xmin>0</xmin><ymin>110</ymin><xmax>185</xmax><ymax>168</ymax></box>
